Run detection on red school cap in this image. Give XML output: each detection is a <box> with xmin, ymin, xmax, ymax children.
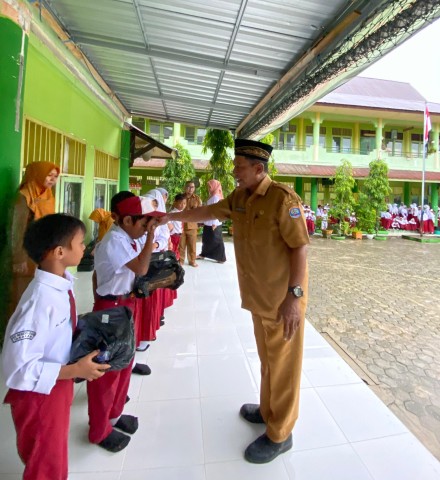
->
<box><xmin>115</xmin><ymin>196</ymin><xmax>166</xmax><ymax>218</ymax></box>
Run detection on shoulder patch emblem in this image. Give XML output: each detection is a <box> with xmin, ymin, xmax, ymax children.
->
<box><xmin>10</xmin><ymin>330</ymin><xmax>36</xmax><ymax>343</ymax></box>
<box><xmin>289</xmin><ymin>207</ymin><xmax>301</xmax><ymax>219</ymax></box>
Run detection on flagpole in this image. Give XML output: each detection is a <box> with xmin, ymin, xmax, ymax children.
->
<box><xmin>420</xmin><ymin>103</ymin><xmax>427</xmax><ymax>236</ymax></box>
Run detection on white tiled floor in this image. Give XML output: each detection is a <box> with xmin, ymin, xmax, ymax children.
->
<box><xmin>2</xmin><ymin>241</ymin><xmax>440</xmax><ymax>479</ymax></box>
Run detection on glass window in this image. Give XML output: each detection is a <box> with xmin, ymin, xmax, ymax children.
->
<box><xmin>163</xmin><ymin>124</ymin><xmax>173</xmax><ymax>139</ymax></box>
<box><xmin>63</xmin><ymin>181</ymin><xmax>82</xmax><ymax>218</ymax></box>
<box><xmin>108</xmin><ymin>183</ymin><xmax>118</xmax><ymax>203</ymax></box>
<box><xmin>94</xmin><ymin>183</ymin><xmax>106</xmax><ymax>209</ymax></box>
<box><xmin>279</xmin><ymin>132</ymin><xmax>295</xmax><ymax>149</ymax></box>
<box><xmin>197</xmin><ymin>128</ymin><xmax>206</xmax><ymax>144</ymax></box>
<box><xmin>150</xmin><ymin>124</ymin><xmax>160</xmax><ymax>139</ymax></box>
<box><xmin>185</xmin><ymin>127</ymin><xmax>196</xmax><ymax>143</ymax></box>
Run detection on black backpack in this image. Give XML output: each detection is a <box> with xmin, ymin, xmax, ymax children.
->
<box><xmin>133</xmin><ymin>251</ymin><xmax>185</xmax><ymax>298</ymax></box>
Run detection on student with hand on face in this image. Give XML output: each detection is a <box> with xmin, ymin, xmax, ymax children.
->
<box><xmin>88</xmin><ymin>194</ymin><xmax>165</xmax><ymax>453</ymax></box>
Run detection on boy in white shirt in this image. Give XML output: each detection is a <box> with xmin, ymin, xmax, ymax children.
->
<box><xmin>169</xmin><ymin>193</ymin><xmax>186</xmax><ymax>259</ymax></box>
<box><xmin>2</xmin><ymin>213</ymin><xmax>109</xmax><ymax>480</ymax></box>
<box><xmin>88</xmin><ymin>194</ymin><xmax>164</xmax><ymax>453</ymax></box>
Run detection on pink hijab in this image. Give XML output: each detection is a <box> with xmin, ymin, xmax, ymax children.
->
<box><xmin>207</xmin><ymin>179</ymin><xmax>223</xmax><ymax>199</ymax></box>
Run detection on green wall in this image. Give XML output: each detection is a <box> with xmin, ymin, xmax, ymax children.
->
<box><xmin>24</xmin><ymin>32</ymin><xmax>123</xmax><ymax>228</ymax></box>
<box><xmin>0</xmin><ymin>16</ymin><xmax>28</xmax><ymax>341</ymax></box>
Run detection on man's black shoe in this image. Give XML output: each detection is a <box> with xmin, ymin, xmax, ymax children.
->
<box><xmin>244</xmin><ymin>433</ymin><xmax>292</xmax><ymax>464</ymax></box>
<box><xmin>98</xmin><ymin>429</ymin><xmax>130</xmax><ymax>453</ymax></box>
<box><xmin>239</xmin><ymin>404</ymin><xmax>265</xmax><ymax>424</ymax></box>
<box><xmin>114</xmin><ymin>414</ymin><xmax>139</xmax><ymax>434</ymax></box>
<box><xmin>132</xmin><ymin>363</ymin><xmax>151</xmax><ymax>375</ymax></box>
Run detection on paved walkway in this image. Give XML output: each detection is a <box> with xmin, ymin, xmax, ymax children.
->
<box><xmin>307</xmin><ymin>234</ymin><xmax>440</xmax><ymax>460</ymax></box>
<box><xmin>1</xmin><ymin>239</ymin><xmax>440</xmax><ymax>479</ymax></box>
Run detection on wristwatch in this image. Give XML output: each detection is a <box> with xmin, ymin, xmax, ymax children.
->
<box><xmin>287</xmin><ymin>285</ymin><xmax>304</xmax><ymax>298</ymax></box>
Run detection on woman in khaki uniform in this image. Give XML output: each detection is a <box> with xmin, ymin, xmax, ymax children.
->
<box><xmin>163</xmin><ymin>139</ymin><xmax>309</xmax><ymax>464</ymax></box>
<box><xmin>178</xmin><ymin>180</ymin><xmax>202</xmax><ymax>267</ymax></box>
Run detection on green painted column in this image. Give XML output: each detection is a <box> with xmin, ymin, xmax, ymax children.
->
<box><xmin>404</xmin><ymin>182</ymin><xmax>411</xmax><ymax>206</ymax></box>
<box><xmin>312</xmin><ymin>112</ymin><xmax>321</xmax><ymax>161</ymax></box>
<box><xmin>119</xmin><ymin>129</ymin><xmax>130</xmax><ymax>191</ymax></box>
<box><xmin>0</xmin><ymin>15</ymin><xmax>28</xmax><ymax>338</ymax></box>
<box><xmin>295</xmin><ymin>177</ymin><xmax>304</xmax><ymax>198</ymax></box>
<box><xmin>310</xmin><ymin>178</ymin><xmax>318</xmax><ymax>212</ymax></box>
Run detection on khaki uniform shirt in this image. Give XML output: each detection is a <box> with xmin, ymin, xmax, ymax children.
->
<box><xmin>184</xmin><ymin>193</ymin><xmax>202</xmax><ymax>230</ymax></box>
<box><xmin>209</xmin><ymin>176</ymin><xmax>309</xmax><ymax>317</ymax></box>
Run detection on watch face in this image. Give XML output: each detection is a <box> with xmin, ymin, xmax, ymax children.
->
<box><xmin>293</xmin><ymin>286</ymin><xmax>303</xmax><ymax>297</ymax></box>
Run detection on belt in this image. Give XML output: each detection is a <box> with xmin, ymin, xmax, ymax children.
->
<box><xmin>98</xmin><ymin>293</ymin><xmax>135</xmax><ymax>301</ymax></box>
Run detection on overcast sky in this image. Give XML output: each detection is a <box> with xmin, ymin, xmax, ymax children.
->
<box><xmin>361</xmin><ymin>18</ymin><xmax>440</xmax><ymax>104</ymax></box>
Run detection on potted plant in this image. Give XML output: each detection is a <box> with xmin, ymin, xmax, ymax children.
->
<box><xmin>351</xmin><ymin>227</ymin><xmax>363</xmax><ymax>240</ymax></box>
<box><xmin>328</xmin><ymin>159</ymin><xmax>356</xmax><ymax>240</ymax></box>
<box><xmin>322</xmin><ymin>226</ymin><xmax>333</xmax><ymax>238</ymax></box>
<box><xmin>356</xmin><ymin>193</ymin><xmax>376</xmax><ymax>239</ymax></box>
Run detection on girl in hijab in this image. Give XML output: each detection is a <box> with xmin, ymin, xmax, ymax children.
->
<box><xmin>136</xmin><ymin>189</ymin><xmax>172</xmax><ymax>347</ymax></box>
<box><xmin>10</xmin><ymin>161</ymin><xmax>60</xmax><ymax>312</ymax></box>
<box><xmin>197</xmin><ymin>179</ymin><xmax>226</xmax><ymax>263</ymax></box>
<box><xmin>89</xmin><ymin>208</ymin><xmax>114</xmax><ymax>241</ymax></box>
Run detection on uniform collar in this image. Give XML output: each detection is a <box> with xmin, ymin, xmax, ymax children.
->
<box><xmin>253</xmin><ymin>175</ymin><xmax>272</xmax><ymax>197</ymax></box>
<box><xmin>34</xmin><ymin>269</ymin><xmax>74</xmax><ymax>291</ymax></box>
<box><xmin>112</xmin><ymin>224</ymin><xmax>135</xmax><ymax>242</ymax></box>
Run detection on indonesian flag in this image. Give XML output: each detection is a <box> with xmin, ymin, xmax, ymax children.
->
<box><xmin>424</xmin><ymin>105</ymin><xmax>432</xmax><ymax>144</ymax></box>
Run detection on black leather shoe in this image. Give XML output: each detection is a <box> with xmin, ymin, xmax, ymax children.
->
<box><xmin>98</xmin><ymin>429</ymin><xmax>130</xmax><ymax>453</ymax></box>
<box><xmin>244</xmin><ymin>433</ymin><xmax>292</xmax><ymax>464</ymax></box>
<box><xmin>114</xmin><ymin>414</ymin><xmax>139</xmax><ymax>434</ymax></box>
<box><xmin>239</xmin><ymin>404</ymin><xmax>265</xmax><ymax>424</ymax></box>
<box><xmin>132</xmin><ymin>363</ymin><xmax>151</xmax><ymax>375</ymax></box>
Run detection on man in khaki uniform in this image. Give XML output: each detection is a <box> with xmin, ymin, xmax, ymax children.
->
<box><xmin>164</xmin><ymin>139</ymin><xmax>309</xmax><ymax>463</ymax></box>
<box><xmin>178</xmin><ymin>180</ymin><xmax>202</xmax><ymax>267</ymax></box>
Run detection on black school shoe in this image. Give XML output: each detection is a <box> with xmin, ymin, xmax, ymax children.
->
<box><xmin>239</xmin><ymin>403</ymin><xmax>265</xmax><ymax>424</ymax></box>
<box><xmin>244</xmin><ymin>433</ymin><xmax>292</xmax><ymax>464</ymax></box>
<box><xmin>132</xmin><ymin>363</ymin><xmax>152</xmax><ymax>375</ymax></box>
<box><xmin>98</xmin><ymin>429</ymin><xmax>130</xmax><ymax>453</ymax></box>
<box><xmin>114</xmin><ymin>414</ymin><xmax>139</xmax><ymax>434</ymax></box>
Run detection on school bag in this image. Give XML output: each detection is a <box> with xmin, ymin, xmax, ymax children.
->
<box><xmin>70</xmin><ymin>306</ymin><xmax>135</xmax><ymax>374</ymax></box>
<box><xmin>133</xmin><ymin>251</ymin><xmax>185</xmax><ymax>298</ymax></box>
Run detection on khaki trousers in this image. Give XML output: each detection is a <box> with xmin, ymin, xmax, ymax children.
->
<box><xmin>251</xmin><ymin>311</ymin><xmax>305</xmax><ymax>442</ymax></box>
<box><xmin>178</xmin><ymin>229</ymin><xmax>198</xmax><ymax>264</ymax></box>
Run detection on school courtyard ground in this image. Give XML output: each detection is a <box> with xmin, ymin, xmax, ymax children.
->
<box><xmin>1</xmin><ymin>237</ymin><xmax>440</xmax><ymax>479</ymax></box>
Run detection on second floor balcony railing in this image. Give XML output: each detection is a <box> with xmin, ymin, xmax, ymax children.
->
<box><xmin>273</xmin><ymin>143</ymin><xmax>307</xmax><ymax>151</ymax></box>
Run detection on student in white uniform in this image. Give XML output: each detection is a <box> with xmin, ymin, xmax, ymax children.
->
<box><xmin>2</xmin><ymin>214</ymin><xmax>109</xmax><ymax>480</ymax></box>
<box><xmin>88</xmin><ymin>194</ymin><xmax>164</xmax><ymax>453</ymax></box>
<box><xmin>169</xmin><ymin>193</ymin><xmax>186</xmax><ymax>258</ymax></box>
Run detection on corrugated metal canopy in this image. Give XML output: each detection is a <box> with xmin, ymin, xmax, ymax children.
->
<box><xmin>42</xmin><ymin>0</ymin><xmax>440</xmax><ymax>136</ymax></box>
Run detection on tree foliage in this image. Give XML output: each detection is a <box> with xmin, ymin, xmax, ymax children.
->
<box><xmin>162</xmin><ymin>143</ymin><xmax>196</xmax><ymax>206</ymax></box>
<box><xmin>200</xmin><ymin>129</ymin><xmax>235</xmax><ymax>201</ymax></box>
<box><xmin>355</xmin><ymin>193</ymin><xmax>376</xmax><ymax>234</ymax></box>
<box><xmin>260</xmin><ymin>133</ymin><xmax>278</xmax><ymax>177</ymax></box>
<box><xmin>329</xmin><ymin>159</ymin><xmax>356</xmax><ymax>232</ymax></box>
<box><xmin>362</xmin><ymin>159</ymin><xmax>392</xmax><ymax>232</ymax></box>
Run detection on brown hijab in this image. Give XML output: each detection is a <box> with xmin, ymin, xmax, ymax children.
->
<box><xmin>19</xmin><ymin>161</ymin><xmax>60</xmax><ymax>220</ymax></box>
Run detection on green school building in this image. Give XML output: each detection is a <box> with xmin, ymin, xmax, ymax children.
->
<box><xmin>1</xmin><ymin>0</ymin><xmax>440</xmax><ymax>262</ymax></box>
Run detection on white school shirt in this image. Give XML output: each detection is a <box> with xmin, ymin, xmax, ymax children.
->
<box><xmin>94</xmin><ymin>224</ymin><xmax>139</xmax><ymax>296</ymax></box>
<box><xmin>153</xmin><ymin>224</ymin><xmax>170</xmax><ymax>252</ymax></box>
<box><xmin>2</xmin><ymin>269</ymin><xmax>75</xmax><ymax>394</ymax></box>
<box><xmin>203</xmin><ymin>195</ymin><xmax>222</xmax><ymax>227</ymax></box>
<box><xmin>169</xmin><ymin>208</ymin><xmax>183</xmax><ymax>234</ymax></box>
